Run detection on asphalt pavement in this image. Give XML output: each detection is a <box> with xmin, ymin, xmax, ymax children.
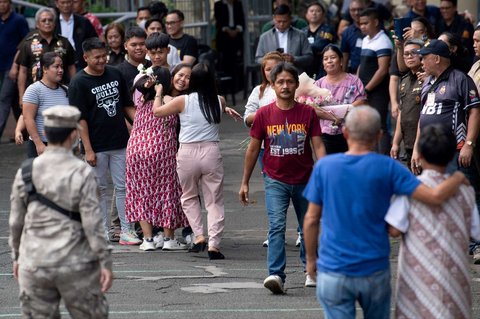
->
<box><xmin>1</xmin><ymin>101</ymin><xmax>480</xmax><ymax>318</ymax></box>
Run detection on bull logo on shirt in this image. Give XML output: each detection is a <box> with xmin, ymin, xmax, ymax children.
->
<box><xmin>91</xmin><ymin>81</ymin><xmax>120</xmax><ymax>117</ymax></box>
<box><xmin>98</xmin><ymin>95</ymin><xmax>119</xmax><ymax>117</ymax></box>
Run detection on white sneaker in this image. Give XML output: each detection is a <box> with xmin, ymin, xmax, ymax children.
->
<box><xmin>119</xmin><ymin>230</ymin><xmax>142</xmax><ymax>245</ymax></box>
<box><xmin>305</xmin><ymin>274</ymin><xmax>316</xmax><ymax>287</ymax></box>
<box><xmin>139</xmin><ymin>238</ymin><xmax>155</xmax><ymax>251</ymax></box>
<box><xmin>262</xmin><ymin>239</ymin><xmax>269</xmax><ymax>247</ymax></box>
<box><xmin>162</xmin><ymin>238</ymin><xmax>188</xmax><ymax>251</ymax></box>
<box><xmin>153</xmin><ymin>233</ymin><xmax>164</xmax><ymax>249</ymax></box>
<box><xmin>263</xmin><ymin>275</ymin><xmax>285</xmax><ymax>294</ymax></box>
<box><xmin>296</xmin><ymin>232</ymin><xmax>301</xmax><ymax>247</ymax></box>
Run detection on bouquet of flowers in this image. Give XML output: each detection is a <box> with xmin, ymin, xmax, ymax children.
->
<box><xmin>295</xmin><ymin>72</ymin><xmax>352</xmax><ymax>130</ymax></box>
<box><xmin>295</xmin><ymin>72</ymin><xmax>332</xmax><ymax>106</ymax></box>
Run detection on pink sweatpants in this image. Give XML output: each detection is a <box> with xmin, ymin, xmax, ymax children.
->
<box><xmin>176</xmin><ymin>142</ymin><xmax>225</xmax><ymax>249</ymax></box>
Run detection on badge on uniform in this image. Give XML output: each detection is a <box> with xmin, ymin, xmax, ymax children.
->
<box><xmin>54</xmin><ymin>41</ymin><xmax>66</xmax><ymax>56</ymax></box>
<box><xmin>426</xmin><ymin>92</ymin><xmax>435</xmax><ymax>107</ymax></box>
<box><xmin>356</xmin><ymin>38</ymin><xmax>362</xmax><ymax>48</ymax></box>
<box><xmin>31</xmin><ymin>38</ymin><xmax>43</xmax><ymax>57</ymax></box>
<box><xmin>470</xmin><ymin>89</ymin><xmax>479</xmax><ymax>103</ymax></box>
<box><xmin>439</xmin><ymin>85</ymin><xmax>446</xmax><ymax>95</ymax></box>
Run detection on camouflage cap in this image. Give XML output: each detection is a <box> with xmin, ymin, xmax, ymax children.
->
<box><xmin>43</xmin><ymin>105</ymin><xmax>81</xmax><ymax>129</ymax></box>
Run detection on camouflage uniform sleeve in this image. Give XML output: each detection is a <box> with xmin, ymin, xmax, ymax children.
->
<box><xmin>79</xmin><ymin>168</ymin><xmax>112</xmax><ymax>270</ymax></box>
<box><xmin>8</xmin><ymin>169</ymin><xmax>27</xmax><ymax>262</ymax></box>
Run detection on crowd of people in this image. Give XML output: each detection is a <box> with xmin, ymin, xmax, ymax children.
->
<box><xmin>5</xmin><ymin>0</ymin><xmax>480</xmax><ymax>318</ymax></box>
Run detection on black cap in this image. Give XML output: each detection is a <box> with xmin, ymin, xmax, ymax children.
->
<box><xmin>415</xmin><ymin>39</ymin><xmax>450</xmax><ymax>58</ymax></box>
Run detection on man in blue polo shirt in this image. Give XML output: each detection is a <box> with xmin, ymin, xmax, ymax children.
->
<box><xmin>303</xmin><ymin>105</ymin><xmax>467</xmax><ymax>319</ymax></box>
<box><xmin>0</xmin><ymin>0</ymin><xmax>29</xmax><ymax>140</ymax></box>
<box><xmin>340</xmin><ymin>0</ymin><xmax>365</xmax><ymax>74</ymax></box>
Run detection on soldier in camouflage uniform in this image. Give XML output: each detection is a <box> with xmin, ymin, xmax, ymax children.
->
<box><xmin>9</xmin><ymin>105</ymin><xmax>113</xmax><ymax>318</ymax></box>
<box><xmin>16</xmin><ymin>7</ymin><xmax>76</xmax><ymax>107</ymax></box>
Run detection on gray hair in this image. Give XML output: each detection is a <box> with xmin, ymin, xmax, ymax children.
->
<box><xmin>35</xmin><ymin>7</ymin><xmax>56</xmax><ymax>24</ymax></box>
<box><xmin>344</xmin><ymin>105</ymin><xmax>381</xmax><ymax>142</ymax></box>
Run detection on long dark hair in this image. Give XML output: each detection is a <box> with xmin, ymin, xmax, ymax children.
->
<box><xmin>189</xmin><ymin>63</ymin><xmax>221</xmax><ymax>124</ymax></box>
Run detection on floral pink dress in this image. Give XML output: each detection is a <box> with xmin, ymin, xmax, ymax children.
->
<box><xmin>125</xmin><ymin>92</ymin><xmax>188</xmax><ymax>229</ymax></box>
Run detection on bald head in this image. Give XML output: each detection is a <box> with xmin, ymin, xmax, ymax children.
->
<box><xmin>344</xmin><ymin>106</ymin><xmax>381</xmax><ymax>143</ymax></box>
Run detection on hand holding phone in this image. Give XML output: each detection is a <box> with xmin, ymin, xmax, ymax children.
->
<box><xmin>394</xmin><ymin>17</ymin><xmax>413</xmax><ymax>41</ymax></box>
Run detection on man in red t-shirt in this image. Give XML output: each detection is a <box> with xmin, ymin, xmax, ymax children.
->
<box><xmin>239</xmin><ymin>62</ymin><xmax>325</xmax><ymax>294</ymax></box>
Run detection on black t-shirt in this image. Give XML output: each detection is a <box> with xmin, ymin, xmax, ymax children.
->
<box><xmin>68</xmin><ymin>66</ymin><xmax>133</xmax><ymax>153</ymax></box>
<box><xmin>116</xmin><ymin>59</ymin><xmax>151</xmax><ymax>92</ymax></box>
<box><xmin>169</xmin><ymin>34</ymin><xmax>198</xmax><ymax>61</ymax></box>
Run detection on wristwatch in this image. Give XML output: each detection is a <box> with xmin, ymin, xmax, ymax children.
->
<box><xmin>466</xmin><ymin>140</ymin><xmax>476</xmax><ymax>147</ymax></box>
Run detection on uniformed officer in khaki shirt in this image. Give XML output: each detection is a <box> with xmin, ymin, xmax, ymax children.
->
<box><xmin>9</xmin><ymin>105</ymin><xmax>113</xmax><ymax>318</ymax></box>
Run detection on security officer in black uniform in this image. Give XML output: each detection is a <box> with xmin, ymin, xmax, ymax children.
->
<box><xmin>16</xmin><ymin>7</ymin><xmax>76</xmax><ymax>107</ymax></box>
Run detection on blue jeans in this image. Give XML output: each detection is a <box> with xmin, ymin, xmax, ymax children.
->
<box><xmin>263</xmin><ymin>175</ymin><xmax>307</xmax><ymax>282</ymax></box>
<box><xmin>316</xmin><ymin>269</ymin><xmax>391</xmax><ymax>319</ymax></box>
<box><xmin>447</xmin><ymin>151</ymin><xmax>480</xmax><ymax>252</ymax></box>
<box><xmin>94</xmin><ymin>148</ymin><xmax>131</xmax><ymax>234</ymax></box>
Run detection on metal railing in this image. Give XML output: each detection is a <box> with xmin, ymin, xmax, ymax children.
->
<box><xmin>12</xmin><ymin>0</ymin><xmax>211</xmax><ymax>45</ymax></box>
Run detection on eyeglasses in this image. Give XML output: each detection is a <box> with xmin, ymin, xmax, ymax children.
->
<box><xmin>165</xmin><ymin>20</ymin><xmax>180</xmax><ymax>26</ymax></box>
<box><xmin>40</xmin><ymin>18</ymin><xmax>54</xmax><ymax>23</ymax></box>
<box><xmin>403</xmin><ymin>51</ymin><xmax>419</xmax><ymax>58</ymax></box>
<box><xmin>439</xmin><ymin>6</ymin><xmax>453</xmax><ymax>10</ymax></box>
<box><xmin>349</xmin><ymin>8</ymin><xmax>364</xmax><ymax>12</ymax></box>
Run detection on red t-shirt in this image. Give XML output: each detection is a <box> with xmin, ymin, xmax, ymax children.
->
<box><xmin>250</xmin><ymin>102</ymin><xmax>322</xmax><ymax>184</ymax></box>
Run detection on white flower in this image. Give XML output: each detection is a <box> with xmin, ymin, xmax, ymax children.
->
<box><xmin>146</xmin><ymin>67</ymin><xmax>154</xmax><ymax>76</ymax></box>
<box><xmin>137</xmin><ymin>63</ymin><xmax>145</xmax><ymax>73</ymax></box>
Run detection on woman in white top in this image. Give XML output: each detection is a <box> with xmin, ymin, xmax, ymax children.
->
<box><xmin>22</xmin><ymin>52</ymin><xmax>69</xmax><ymax>157</ymax></box>
<box><xmin>243</xmin><ymin>51</ymin><xmax>284</xmax><ymax>127</ymax></box>
<box><xmin>153</xmin><ymin>63</ymin><xmax>241</xmax><ymax>260</ymax></box>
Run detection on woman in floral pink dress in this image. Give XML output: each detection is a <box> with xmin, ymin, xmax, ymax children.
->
<box><xmin>125</xmin><ymin>61</ymin><xmax>189</xmax><ymax>251</ymax></box>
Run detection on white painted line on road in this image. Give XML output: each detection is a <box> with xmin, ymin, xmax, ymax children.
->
<box><xmin>0</xmin><ymin>308</ymin><xmax>325</xmax><ymax>317</ymax></box>
<box><xmin>1</xmin><ymin>267</ymin><xmax>266</xmax><ymax>277</ymax></box>
<box><xmin>113</xmin><ymin>268</ymin><xmax>266</xmax><ymax>273</ymax></box>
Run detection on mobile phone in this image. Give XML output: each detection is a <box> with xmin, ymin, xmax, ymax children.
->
<box><xmin>276</xmin><ymin>48</ymin><xmax>284</xmax><ymax>53</ymax></box>
<box><xmin>394</xmin><ymin>17</ymin><xmax>413</xmax><ymax>40</ymax></box>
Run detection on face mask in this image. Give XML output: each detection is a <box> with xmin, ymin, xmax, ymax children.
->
<box><xmin>137</xmin><ymin>19</ymin><xmax>147</xmax><ymax>30</ymax></box>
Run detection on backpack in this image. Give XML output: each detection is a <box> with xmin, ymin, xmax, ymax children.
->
<box><xmin>20</xmin><ymin>158</ymin><xmax>82</xmax><ymax>223</ymax></box>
